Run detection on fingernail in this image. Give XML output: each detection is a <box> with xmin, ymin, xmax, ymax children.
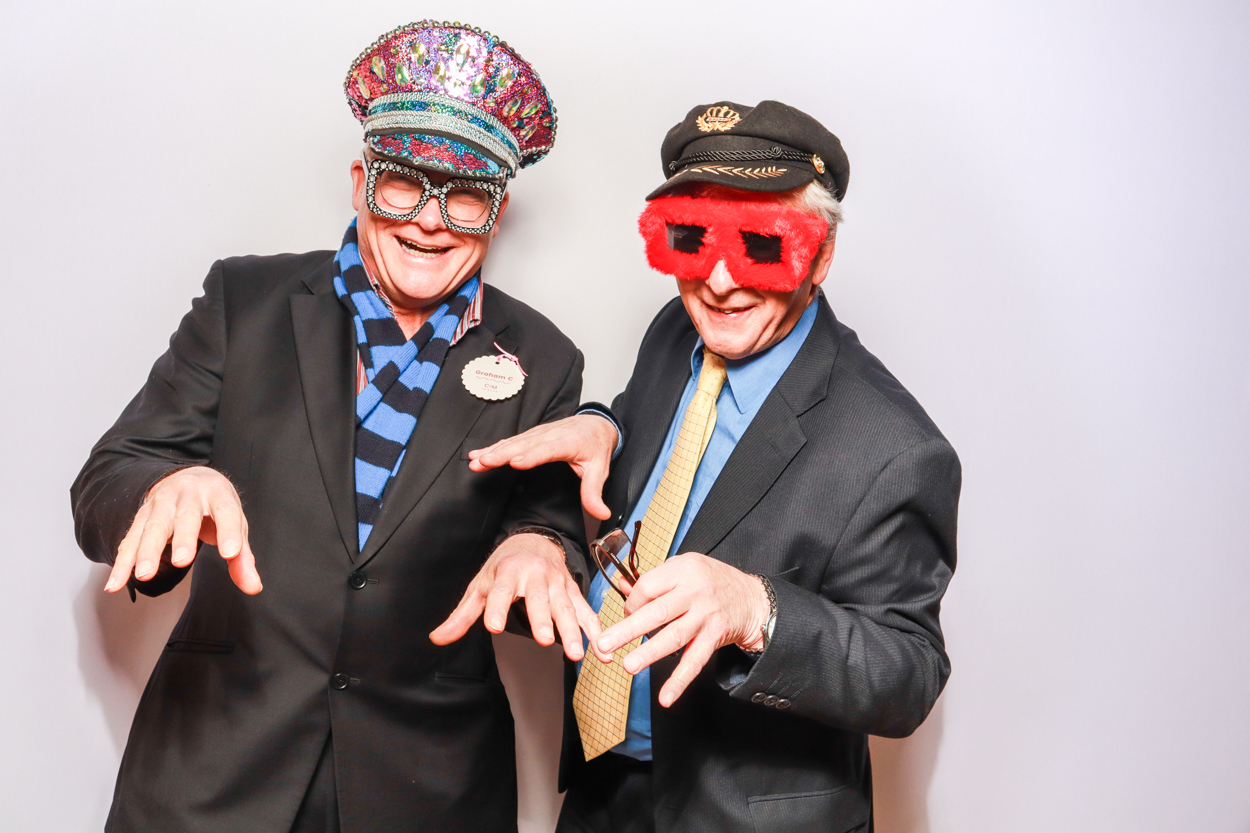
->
<box><xmin>624</xmin><ymin>660</ymin><xmax>637</xmax><ymax>674</ymax></box>
<box><xmin>539</xmin><ymin>628</ymin><xmax>554</xmax><ymax>641</ymax></box>
<box><xmin>598</xmin><ymin>637</ymin><xmax>612</xmax><ymax>652</ymax></box>
<box><xmin>489</xmin><ymin>616</ymin><xmax>503</xmax><ymax>631</ymax></box>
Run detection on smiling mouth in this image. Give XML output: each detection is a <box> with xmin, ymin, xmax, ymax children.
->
<box><xmin>708</xmin><ymin>303</ymin><xmax>753</xmax><ymax>316</ymax></box>
<box><xmin>397</xmin><ymin>237</ymin><xmax>450</xmax><ymax>258</ymax></box>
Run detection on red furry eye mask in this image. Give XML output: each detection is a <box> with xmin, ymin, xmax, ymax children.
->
<box><xmin>638</xmin><ymin>196</ymin><xmax>827</xmax><ymax>291</ymax></box>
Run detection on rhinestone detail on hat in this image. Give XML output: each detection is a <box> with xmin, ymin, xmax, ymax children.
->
<box><xmin>366</xmin><ymin>91</ymin><xmax>520</xmax><ymax>167</ymax></box>
<box><xmin>370</xmin><ymin>134</ymin><xmax>498</xmax><ymax>178</ymax></box>
<box><xmin>344</xmin><ymin>20</ymin><xmax>557</xmax><ymax>173</ymax></box>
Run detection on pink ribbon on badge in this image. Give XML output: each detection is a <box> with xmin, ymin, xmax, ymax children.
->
<box><xmin>494</xmin><ymin>342</ymin><xmax>527</xmax><ymax>376</ymax></box>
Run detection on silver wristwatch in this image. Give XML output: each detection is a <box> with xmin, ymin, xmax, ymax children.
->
<box><xmin>510</xmin><ymin>526</ymin><xmax>566</xmax><ymax>556</ymax></box>
<box><xmin>752</xmin><ymin>573</ymin><xmax>778</xmax><ymax>652</ymax></box>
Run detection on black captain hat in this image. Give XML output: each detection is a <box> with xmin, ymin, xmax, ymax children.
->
<box><xmin>647</xmin><ymin>100</ymin><xmax>850</xmax><ymax>201</ymax></box>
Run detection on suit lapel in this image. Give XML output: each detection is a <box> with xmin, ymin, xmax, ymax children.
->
<box><xmin>677</xmin><ymin>297</ymin><xmax>841</xmax><ymax>561</ymax></box>
<box><xmin>290</xmin><ymin>264</ymin><xmax>359</xmax><ymax>561</ymax></box>
<box><xmin>355</xmin><ymin>298</ymin><xmax>511</xmax><ymax>566</ymax></box>
<box><xmin>675</xmin><ymin>398</ymin><xmax>806</xmax><ymax>562</ymax></box>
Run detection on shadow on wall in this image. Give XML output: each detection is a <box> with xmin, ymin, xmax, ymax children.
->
<box><xmin>869</xmin><ymin>696</ymin><xmax>945</xmax><ymax>833</ymax></box>
<box><xmin>494</xmin><ymin>631</ymin><xmax>567</xmax><ymax>833</ymax></box>
<box><xmin>74</xmin><ymin>563</ymin><xmax>190</xmax><ymax>752</ymax></box>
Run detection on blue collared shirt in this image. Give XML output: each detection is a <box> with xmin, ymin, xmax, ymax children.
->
<box><xmin>582</xmin><ymin>297</ymin><xmax>819</xmax><ymax>760</ymax></box>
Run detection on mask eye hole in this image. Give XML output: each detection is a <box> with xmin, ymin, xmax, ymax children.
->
<box><xmin>667</xmin><ymin>223</ymin><xmax>707</xmax><ymax>254</ymax></box>
<box><xmin>741</xmin><ymin>231</ymin><xmax>783</xmax><ymax>264</ymax></box>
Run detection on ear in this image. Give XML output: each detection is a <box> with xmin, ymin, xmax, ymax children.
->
<box><xmin>744</xmin><ymin>208</ymin><xmax>825</xmax><ymax>292</ymax></box>
<box><xmin>809</xmin><ymin>230</ymin><xmax>836</xmax><ymax>289</ymax></box>
<box><xmin>350</xmin><ymin>158</ymin><xmax>366</xmax><ymax>214</ymax></box>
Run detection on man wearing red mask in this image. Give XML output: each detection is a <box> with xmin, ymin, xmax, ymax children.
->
<box><xmin>468</xmin><ymin>100</ymin><xmax>962</xmax><ymax>832</ymax></box>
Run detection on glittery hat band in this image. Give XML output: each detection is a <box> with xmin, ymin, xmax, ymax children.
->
<box><xmin>366</xmin><ymin>92</ymin><xmax>520</xmax><ymax>174</ymax></box>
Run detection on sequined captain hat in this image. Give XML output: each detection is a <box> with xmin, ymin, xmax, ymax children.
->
<box><xmin>345</xmin><ymin>21</ymin><xmax>557</xmax><ymax>181</ymax></box>
<box><xmin>648</xmin><ymin>100</ymin><xmax>849</xmax><ymax>201</ymax></box>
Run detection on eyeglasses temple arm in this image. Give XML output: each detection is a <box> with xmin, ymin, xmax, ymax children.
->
<box><xmin>593</xmin><ymin>544</ymin><xmax>633</xmax><ymax>585</ymax></box>
<box><xmin>627</xmin><ymin>520</ymin><xmax>643</xmax><ymax>580</ymax></box>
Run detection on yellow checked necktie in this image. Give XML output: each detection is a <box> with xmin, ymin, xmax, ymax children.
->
<box><xmin>573</xmin><ymin>348</ymin><xmax>728</xmax><ymax>760</ymax></box>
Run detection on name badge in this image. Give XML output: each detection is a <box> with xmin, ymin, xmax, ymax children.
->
<box><xmin>462</xmin><ymin>344</ymin><xmax>526</xmax><ymax>401</ymax></box>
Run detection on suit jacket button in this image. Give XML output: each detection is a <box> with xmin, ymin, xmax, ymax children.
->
<box><xmin>763</xmin><ymin>695</ymin><xmax>779</xmax><ymax>708</ymax></box>
<box><xmin>348</xmin><ymin>571</ymin><xmax>368</xmax><ymax>590</ymax></box>
<box><xmin>776</xmin><ymin>698</ymin><xmax>792</xmax><ymax>710</ymax></box>
<box><xmin>751</xmin><ymin>692</ymin><xmax>767</xmax><ymax>703</ymax></box>
<box><xmin>331</xmin><ymin>673</ymin><xmax>350</xmax><ymax>690</ymax></box>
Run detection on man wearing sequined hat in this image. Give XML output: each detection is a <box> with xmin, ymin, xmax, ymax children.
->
<box><xmin>71</xmin><ymin>21</ymin><xmax>605</xmax><ymax>833</ymax></box>
<box><xmin>471</xmin><ymin>100</ymin><xmax>961</xmax><ymax>832</ymax></box>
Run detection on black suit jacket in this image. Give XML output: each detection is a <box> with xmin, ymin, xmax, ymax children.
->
<box><xmin>560</xmin><ymin>294</ymin><xmax>960</xmax><ymax>833</ymax></box>
<box><xmin>72</xmin><ymin>252</ymin><xmax>589</xmax><ymax>833</ymax></box>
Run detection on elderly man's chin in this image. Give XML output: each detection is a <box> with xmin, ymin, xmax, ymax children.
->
<box><xmin>371</xmin><ymin>225</ymin><xmax>486</xmax><ymax>309</ymax></box>
<box><xmin>678</xmin><ymin>279</ymin><xmax>809</xmax><ymax>361</ymax></box>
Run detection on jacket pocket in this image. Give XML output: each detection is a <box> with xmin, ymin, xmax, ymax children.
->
<box><xmin>748</xmin><ymin>784</ymin><xmax>869</xmax><ymax>833</ymax></box>
<box><xmin>436</xmin><ymin>636</ymin><xmax>499</xmax><ymax>685</ymax></box>
<box><xmin>164</xmin><ymin>638</ymin><xmax>234</xmax><ymax>655</ymax></box>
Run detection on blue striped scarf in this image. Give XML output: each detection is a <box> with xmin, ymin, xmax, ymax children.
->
<box><xmin>332</xmin><ymin>220</ymin><xmax>480</xmax><ymax>551</ymax></box>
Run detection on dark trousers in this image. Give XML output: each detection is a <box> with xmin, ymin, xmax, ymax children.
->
<box><xmin>557</xmin><ymin>753</ymin><xmax>655</xmax><ymax>833</ymax></box>
<box><xmin>290</xmin><ymin>734</ymin><xmax>341</xmax><ymax>833</ymax></box>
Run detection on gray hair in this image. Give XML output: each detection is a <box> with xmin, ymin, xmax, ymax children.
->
<box><xmin>783</xmin><ymin>181</ymin><xmax>842</xmax><ymax>246</ymax></box>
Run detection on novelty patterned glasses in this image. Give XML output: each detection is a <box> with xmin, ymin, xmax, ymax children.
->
<box><xmin>365</xmin><ymin>158</ymin><xmax>506</xmax><ymax>234</ymax></box>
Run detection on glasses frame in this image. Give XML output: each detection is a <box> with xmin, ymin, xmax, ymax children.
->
<box><xmin>364</xmin><ymin>157</ymin><xmax>506</xmax><ymax>235</ymax></box>
<box><xmin>590</xmin><ymin>520</ymin><xmax>643</xmax><ymax>600</ymax></box>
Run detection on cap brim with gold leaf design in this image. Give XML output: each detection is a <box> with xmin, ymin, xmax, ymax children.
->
<box><xmin>346</xmin><ymin>21</ymin><xmax>557</xmax><ymax>181</ymax></box>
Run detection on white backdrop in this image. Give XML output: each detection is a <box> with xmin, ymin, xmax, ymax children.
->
<box><xmin>2</xmin><ymin>1</ymin><xmax>1249</xmax><ymax>830</ymax></box>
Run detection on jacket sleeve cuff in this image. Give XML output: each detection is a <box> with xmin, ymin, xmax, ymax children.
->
<box><xmin>497</xmin><ymin>525</ymin><xmax>588</xmax><ymax>639</ymax></box>
<box><xmin>718</xmin><ymin>577</ymin><xmax>809</xmax><ymax>707</ymax></box>
<box><xmin>73</xmin><ymin>458</ymin><xmax>197</xmax><ymax>567</ymax></box>
<box><xmin>576</xmin><ymin>402</ymin><xmax>624</xmax><ymax>459</ymax></box>
<box><xmin>128</xmin><ymin>545</ymin><xmax>192</xmax><ymax>599</ymax></box>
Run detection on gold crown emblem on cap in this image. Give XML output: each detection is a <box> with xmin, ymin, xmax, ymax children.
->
<box><xmin>696</xmin><ymin>105</ymin><xmax>741</xmax><ymax>133</ymax></box>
